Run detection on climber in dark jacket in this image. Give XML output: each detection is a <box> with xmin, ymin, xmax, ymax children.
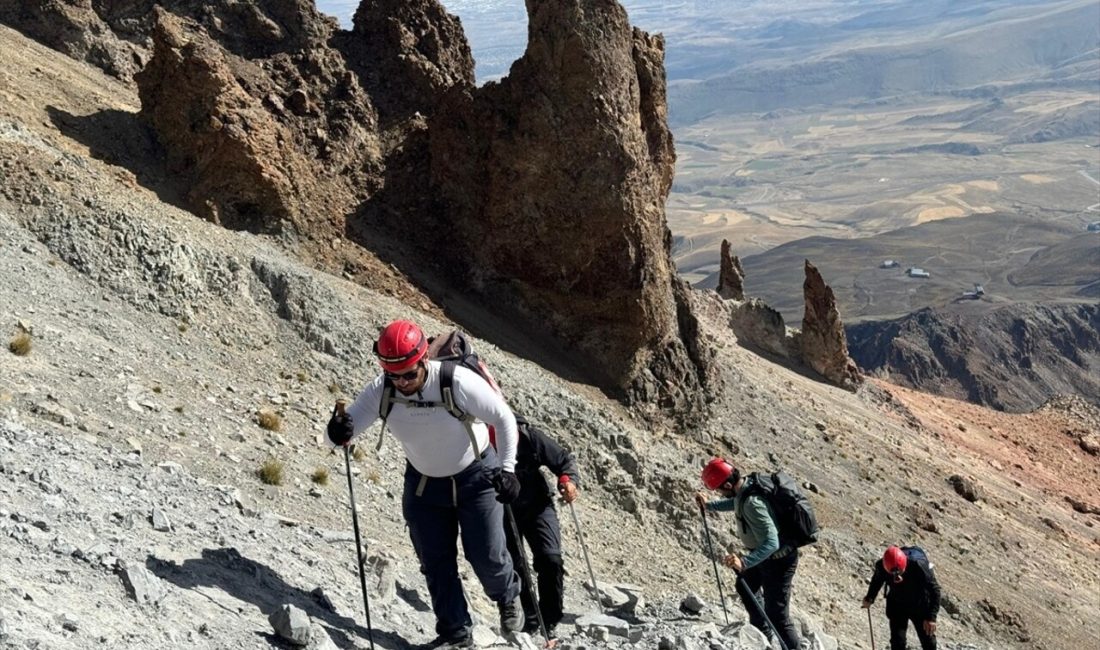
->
<box><xmin>498</xmin><ymin>415</ymin><xmax>579</xmax><ymax>638</ymax></box>
<box><xmin>863</xmin><ymin>545</ymin><xmax>942</xmax><ymax>650</ymax></box>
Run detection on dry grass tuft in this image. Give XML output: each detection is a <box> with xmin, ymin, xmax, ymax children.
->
<box><xmin>258</xmin><ymin>458</ymin><xmax>284</xmax><ymax>485</ymax></box>
<box><xmin>352</xmin><ymin>445</ymin><xmax>367</xmax><ymax>462</ymax></box>
<box><xmin>296</xmin><ymin>371</ymin><xmax>309</xmax><ymax>383</ymax></box>
<box><xmin>256</xmin><ymin>410</ymin><xmax>282</xmax><ymax>432</ymax></box>
<box><xmin>9</xmin><ymin>332</ymin><xmax>32</xmax><ymax>356</ymax></box>
<box><xmin>328</xmin><ymin>383</ymin><xmax>341</xmax><ymax>395</ymax></box>
<box><xmin>311</xmin><ymin>467</ymin><xmax>330</xmax><ymax>485</ymax></box>
<box><xmin>365</xmin><ymin>468</ymin><xmax>381</xmax><ymax>484</ymax></box>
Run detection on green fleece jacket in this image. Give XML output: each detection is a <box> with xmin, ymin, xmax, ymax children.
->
<box><xmin>704</xmin><ymin>475</ymin><xmax>782</xmax><ymax>569</ymax></box>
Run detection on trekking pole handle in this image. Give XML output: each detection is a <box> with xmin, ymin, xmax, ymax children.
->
<box><xmin>335</xmin><ymin>399</ymin><xmax>347</xmax><ymax>415</ymax></box>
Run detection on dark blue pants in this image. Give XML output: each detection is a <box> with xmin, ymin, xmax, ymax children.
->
<box><xmin>504</xmin><ymin>501</ymin><xmax>565</xmax><ymax>629</ymax></box>
<box><xmin>402</xmin><ymin>449</ymin><xmax>520</xmax><ymax>637</ymax></box>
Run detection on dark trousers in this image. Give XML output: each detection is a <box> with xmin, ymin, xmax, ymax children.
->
<box><xmin>889</xmin><ymin>614</ymin><xmax>937</xmax><ymax>650</ymax></box>
<box><xmin>402</xmin><ymin>449</ymin><xmax>520</xmax><ymax>638</ymax></box>
<box><xmin>740</xmin><ymin>550</ymin><xmax>800</xmax><ymax>650</ymax></box>
<box><xmin>503</xmin><ymin>501</ymin><xmax>565</xmax><ymax>629</ymax></box>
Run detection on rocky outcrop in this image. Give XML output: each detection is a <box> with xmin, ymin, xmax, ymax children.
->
<box><xmin>136</xmin><ymin>12</ymin><xmax>310</xmax><ymax>232</ymax></box>
<box><xmin>337</xmin><ymin>0</ymin><xmax>474</xmax><ymax>123</ymax></box>
<box><xmin>428</xmin><ymin>0</ymin><xmax>716</xmax><ymax>416</ymax></box>
<box><xmin>0</xmin><ymin>0</ymin><xmax>140</xmax><ymax>80</ymax></box>
<box><xmin>133</xmin><ymin>6</ymin><xmax>381</xmax><ymax>235</ymax></box>
<box><xmin>717</xmin><ymin>239</ymin><xmax>746</xmax><ymax>300</ymax></box>
<box><xmin>847</xmin><ymin>303</ymin><xmax>1100</xmax><ymax>411</ymax></box>
<box><xmin>800</xmin><ymin>260</ymin><xmax>861</xmax><ymax>388</ymax></box>
<box><xmin>0</xmin><ymin>1</ymin><xmax>339</xmax><ymax>82</ymax></box>
<box><xmin>728</xmin><ymin>299</ymin><xmax>791</xmax><ymax>357</ymax></box>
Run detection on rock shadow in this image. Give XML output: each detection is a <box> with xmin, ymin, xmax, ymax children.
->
<box><xmin>345</xmin><ymin>127</ymin><xmax>594</xmax><ymax>390</ymax></box>
<box><xmin>45</xmin><ymin>105</ymin><xmax>190</xmax><ymax>215</ymax></box>
<box><xmin>147</xmin><ymin>547</ymin><xmax>412</xmax><ymax>650</ymax></box>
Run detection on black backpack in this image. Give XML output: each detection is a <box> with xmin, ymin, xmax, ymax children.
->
<box><xmin>373</xmin><ymin>330</ymin><xmax>503</xmax><ymax>454</ymax></box>
<box><xmin>741</xmin><ymin>471</ymin><xmax>819</xmax><ymax>548</ymax></box>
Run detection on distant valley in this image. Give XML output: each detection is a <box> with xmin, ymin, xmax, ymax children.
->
<box><xmin>321</xmin><ymin>0</ymin><xmax>1099</xmax><ymax>324</ymax></box>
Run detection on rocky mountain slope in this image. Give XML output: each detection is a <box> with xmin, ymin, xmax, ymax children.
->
<box><xmin>847</xmin><ymin>303</ymin><xmax>1100</xmax><ymax>412</ymax></box>
<box><xmin>1</xmin><ymin>9</ymin><xmax>1098</xmax><ymax>650</ymax></box>
<box><xmin>0</xmin><ymin>0</ymin><xmax>715</xmax><ymax>422</ymax></box>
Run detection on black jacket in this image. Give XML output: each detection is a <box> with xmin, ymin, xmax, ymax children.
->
<box><xmin>865</xmin><ymin>547</ymin><xmax>942</xmax><ymax>620</ymax></box>
<box><xmin>510</xmin><ymin>417</ymin><xmax>579</xmax><ymax>513</ymax></box>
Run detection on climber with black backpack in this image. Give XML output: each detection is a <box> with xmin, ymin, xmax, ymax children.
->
<box><xmin>695</xmin><ymin>458</ymin><xmax>819</xmax><ymax>650</ymax></box>
<box><xmin>326</xmin><ymin>320</ymin><xmax>523</xmax><ymax>649</ymax></box>
<box><xmin>862</xmin><ymin>545</ymin><xmax>942</xmax><ymax>650</ymax></box>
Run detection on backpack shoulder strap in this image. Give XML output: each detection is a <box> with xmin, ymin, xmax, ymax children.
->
<box><xmin>375</xmin><ymin>379</ymin><xmax>396</xmax><ymax>452</ymax></box>
<box><xmin>439</xmin><ymin>361</ymin><xmax>464</xmax><ymax>419</ymax></box>
<box><xmin>439</xmin><ymin>360</ymin><xmax>481</xmax><ymax>459</ymax></box>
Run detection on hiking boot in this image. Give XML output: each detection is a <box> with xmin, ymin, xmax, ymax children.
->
<box><xmin>425</xmin><ymin>629</ymin><xmax>472</xmax><ymax>649</ymax></box>
<box><xmin>498</xmin><ymin>596</ymin><xmax>522</xmax><ymax>633</ymax></box>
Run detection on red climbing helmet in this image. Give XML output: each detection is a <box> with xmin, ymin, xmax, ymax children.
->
<box><xmin>883</xmin><ymin>546</ymin><xmax>908</xmax><ymax>575</ymax></box>
<box><xmin>701</xmin><ymin>457</ymin><xmax>739</xmax><ymax>490</ymax></box>
<box><xmin>373</xmin><ymin>320</ymin><xmax>427</xmax><ymax>373</ymax></box>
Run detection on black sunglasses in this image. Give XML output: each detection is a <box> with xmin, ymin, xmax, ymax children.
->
<box><xmin>385</xmin><ymin>366</ymin><xmax>421</xmax><ymax>382</ymax></box>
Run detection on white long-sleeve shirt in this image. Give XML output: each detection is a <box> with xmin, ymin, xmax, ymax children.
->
<box><xmin>336</xmin><ymin>360</ymin><xmax>518</xmax><ymax>477</ymax></box>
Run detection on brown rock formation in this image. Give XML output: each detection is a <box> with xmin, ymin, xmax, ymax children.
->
<box><xmin>337</xmin><ymin>0</ymin><xmax>474</xmax><ymax>123</ymax></box>
<box><xmin>0</xmin><ymin>1</ymin><xmax>338</xmax><ymax>82</ymax></box>
<box><xmin>801</xmin><ymin>260</ymin><xmax>861</xmax><ymax>388</ymax></box>
<box><xmin>136</xmin><ymin>11</ymin><xmax>311</xmax><ymax>232</ymax></box>
<box><xmin>429</xmin><ymin>0</ymin><xmax>716</xmax><ymax>416</ymax></box>
<box><xmin>717</xmin><ymin>239</ymin><xmax>745</xmax><ymax>301</ymax></box>
<box><xmin>133</xmin><ymin>5</ymin><xmax>382</xmax><ymax>234</ymax></box>
<box><xmin>0</xmin><ymin>0</ymin><xmax>140</xmax><ymax>80</ymax></box>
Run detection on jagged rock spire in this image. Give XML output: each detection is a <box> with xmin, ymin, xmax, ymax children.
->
<box><xmin>717</xmin><ymin>239</ymin><xmax>745</xmax><ymax>301</ymax></box>
<box><xmin>429</xmin><ymin>0</ymin><xmax>718</xmax><ymax>419</ymax></box>
<box><xmin>801</xmin><ymin>260</ymin><xmax>861</xmax><ymax>388</ymax></box>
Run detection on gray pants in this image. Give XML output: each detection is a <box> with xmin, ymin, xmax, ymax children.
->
<box><xmin>402</xmin><ymin>447</ymin><xmax>520</xmax><ymax>637</ymax></box>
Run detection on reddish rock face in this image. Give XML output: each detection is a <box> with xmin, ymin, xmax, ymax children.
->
<box><xmin>717</xmin><ymin>239</ymin><xmax>746</xmax><ymax>301</ymax></box>
<box><xmin>801</xmin><ymin>260</ymin><xmax>861</xmax><ymax>388</ymax></box>
<box><xmin>429</xmin><ymin>0</ymin><xmax>716</xmax><ymax>414</ymax></box>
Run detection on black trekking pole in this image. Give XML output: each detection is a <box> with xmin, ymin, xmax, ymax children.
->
<box><xmin>867</xmin><ymin>606</ymin><xmax>876</xmax><ymax>650</ymax></box>
<box><xmin>336</xmin><ymin>401</ymin><xmax>375</xmax><ymax>650</ymax></box>
<box><xmin>734</xmin><ymin>575</ymin><xmax>789</xmax><ymax>650</ymax></box>
<box><xmin>504</xmin><ymin>504</ymin><xmax>556</xmax><ymax>648</ymax></box>
<box><xmin>697</xmin><ymin>505</ymin><xmax>731</xmax><ymax>626</ymax></box>
<box><xmin>566</xmin><ymin>501</ymin><xmax>607</xmax><ymax>615</ymax></box>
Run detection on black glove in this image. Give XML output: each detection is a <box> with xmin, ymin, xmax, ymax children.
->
<box><xmin>327</xmin><ymin>412</ymin><xmax>354</xmax><ymax>446</ymax></box>
<box><xmin>491</xmin><ymin>470</ymin><xmax>521</xmax><ymax>504</ymax></box>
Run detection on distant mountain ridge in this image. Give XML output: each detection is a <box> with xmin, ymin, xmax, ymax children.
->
<box><xmin>669</xmin><ymin>0</ymin><xmax>1099</xmax><ymax>122</ymax></box>
<box><xmin>847</xmin><ymin>302</ymin><xmax>1100</xmax><ymax>411</ymax></box>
